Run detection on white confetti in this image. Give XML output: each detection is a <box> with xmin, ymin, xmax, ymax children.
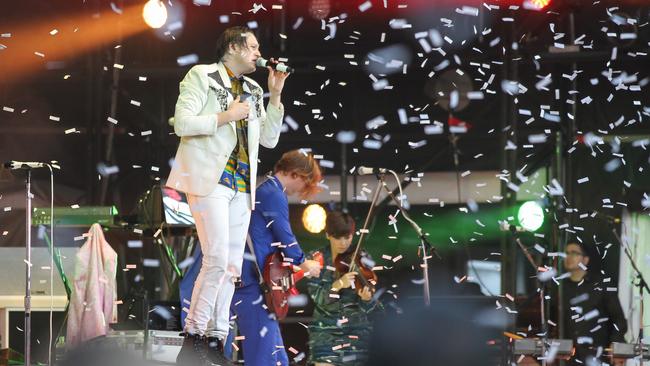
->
<box><xmin>127</xmin><ymin>240</ymin><xmax>143</xmax><ymax>248</ymax></box>
<box><xmin>358</xmin><ymin>1</ymin><xmax>372</xmax><ymax>12</ymax></box>
<box><xmin>177</xmin><ymin>54</ymin><xmax>199</xmax><ymax>66</ymax></box>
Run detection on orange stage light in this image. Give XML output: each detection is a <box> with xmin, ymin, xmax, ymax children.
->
<box><xmin>1</xmin><ymin>3</ymin><xmax>151</xmax><ymax>85</ymax></box>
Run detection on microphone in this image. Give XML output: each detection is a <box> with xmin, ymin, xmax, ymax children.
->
<box><xmin>256</xmin><ymin>57</ymin><xmax>294</xmax><ymax>74</ymax></box>
<box><xmin>4</xmin><ymin>161</ymin><xmax>46</xmax><ymax>170</ymax></box>
<box><xmin>590</xmin><ymin>211</ymin><xmax>621</xmax><ymax>224</ymax></box>
<box><xmin>356</xmin><ymin>166</ymin><xmax>389</xmax><ymax>175</ymax></box>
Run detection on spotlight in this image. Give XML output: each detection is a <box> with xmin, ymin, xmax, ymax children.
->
<box><xmin>524</xmin><ymin>0</ymin><xmax>552</xmax><ymax>10</ymax></box>
<box><xmin>517</xmin><ymin>201</ymin><xmax>545</xmax><ymax>232</ymax></box>
<box><xmin>143</xmin><ymin>0</ymin><xmax>168</xmax><ymax>29</ymax></box>
<box><xmin>302</xmin><ymin>204</ymin><xmax>327</xmax><ymax>234</ymax></box>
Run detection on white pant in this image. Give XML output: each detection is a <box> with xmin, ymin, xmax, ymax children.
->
<box><xmin>184</xmin><ymin>184</ymin><xmax>251</xmax><ymax>339</ymax></box>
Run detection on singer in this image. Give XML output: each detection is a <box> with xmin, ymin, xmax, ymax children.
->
<box><xmin>167</xmin><ymin>25</ymin><xmax>289</xmax><ymax>366</ymax></box>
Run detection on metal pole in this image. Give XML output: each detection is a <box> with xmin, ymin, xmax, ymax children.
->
<box><xmin>553</xmin><ymin>130</ymin><xmax>565</xmax><ymax>342</ymax></box>
<box><xmin>500</xmin><ymin>12</ymin><xmax>519</xmax><ymax>306</ymax></box>
<box><xmin>278</xmin><ymin>0</ymin><xmax>287</xmax><ymax>53</ymax></box>
<box><xmin>500</xmin><ymin>10</ymin><xmax>519</xmax><ymax>365</ymax></box>
<box><xmin>557</xmin><ymin>9</ymin><xmax>578</xmax><ymax>347</ymax></box>
<box><xmin>99</xmin><ymin>30</ymin><xmax>123</xmax><ymax>204</ymax></box>
<box><xmin>340</xmin><ymin>143</ymin><xmax>348</xmax><ymax>211</ymax></box>
<box><xmin>25</xmin><ymin>169</ymin><xmax>32</xmax><ymax>366</ymax></box>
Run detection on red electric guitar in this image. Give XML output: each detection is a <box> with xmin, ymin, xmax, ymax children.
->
<box><xmin>261</xmin><ymin>251</ymin><xmax>310</xmax><ymax>320</ymax></box>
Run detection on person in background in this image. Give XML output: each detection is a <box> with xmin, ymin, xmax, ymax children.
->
<box><xmin>562</xmin><ymin>240</ymin><xmax>627</xmax><ymax>366</ymax></box>
<box><xmin>307</xmin><ymin>210</ymin><xmax>381</xmax><ymax>366</ymax></box>
<box><xmin>230</xmin><ymin>149</ymin><xmax>323</xmax><ymax>366</ymax></box>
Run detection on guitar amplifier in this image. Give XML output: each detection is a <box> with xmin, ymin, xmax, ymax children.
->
<box><xmin>32</xmin><ymin>206</ymin><xmax>118</xmax><ymax>227</ymax></box>
<box><xmin>105</xmin><ymin>330</ymin><xmax>146</xmax><ymax>352</ymax></box>
<box><xmin>610</xmin><ymin>342</ymin><xmax>650</xmax><ymax>359</ymax></box>
<box><xmin>514</xmin><ymin>338</ymin><xmax>573</xmax><ymax>356</ymax></box>
<box><xmin>146</xmin><ymin>330</ymin><xmax>183</xmax><ymax>363</ymax></box>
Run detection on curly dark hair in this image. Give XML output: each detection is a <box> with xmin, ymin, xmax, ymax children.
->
<box><xmin>214</xmin><ymin>26</ymin><xmax>255</xmax><ymax>61</ymax></box>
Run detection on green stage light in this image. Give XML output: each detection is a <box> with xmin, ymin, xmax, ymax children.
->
<box><xmin>517</xmin><ymin>201</ymin><xmax>544</xmax><ymax>232</ymax></box>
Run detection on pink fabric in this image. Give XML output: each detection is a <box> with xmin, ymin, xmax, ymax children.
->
<box><xmin>66</xmin><ymin>223</ymin><xmax>118</xmax><ymax>348</ymax></box>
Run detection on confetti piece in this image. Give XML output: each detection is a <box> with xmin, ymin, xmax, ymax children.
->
<box><xmin>177</xmin><ymin>54</ymin><xmax>199</xmax><ymax>66</ymax></box>
<box><xmin>358</xmin><ymin>1</ymin><xmax>372</xmax><ymax>12</ymax></box>
<box><xmin>284</xmin><ymin>115</ymin><xmax>299</xmax><ymax>130</ymax></box>
<box><xmin>363</xmin><ymin>139</ymin><xmax>382</xmax><ymax>150</ymax></box>
<box><xmin>127</xmin><ymin>240</ymin><xmax>143</xmax><ymax>248</ymax></box>
<box><xmin>366</xmin><ymin>116</ymin><xmax>387</xmax><ymax>130</ymax></box>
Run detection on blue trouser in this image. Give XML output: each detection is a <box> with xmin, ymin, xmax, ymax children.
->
<box><xmin>229</xmin><ymin>285</ymin><xmax>289</xmax><ymax>366</ymax></box>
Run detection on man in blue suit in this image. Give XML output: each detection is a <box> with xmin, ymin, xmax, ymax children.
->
<box><xmin>232</xmin><ymin>150</ymin><xmax>323</xmax><ymax>366</ymax></box>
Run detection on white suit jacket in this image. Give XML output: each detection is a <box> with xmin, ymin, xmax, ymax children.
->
<box><xmin>166</xmin><ymin>62</ymin><xmax>284</xmax><ymax>209</ymax></box>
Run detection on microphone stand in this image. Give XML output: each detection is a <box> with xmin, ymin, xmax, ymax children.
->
<box><xmin>610</xmin><ymin>223</ymin><xmax>649</xmax><ymax>362</ymax></box>
<box><xmin>355</xmin><ymin>170</ymin><xmax>440</xmax><ymax>306</ymax></box>
<box><xmin>376</xmin><ymin>174</ymin><xmax>441</xmax><ymax>306</ymax></box>
<box><xmin>17</xmin><ymin>168</ymin><xmax>34</xmax><ymax>366</ymax></box>
<box><xmin>508</xmin><ymin>227</ymin><xmax>550</xmax><ymax>366</ymax></box>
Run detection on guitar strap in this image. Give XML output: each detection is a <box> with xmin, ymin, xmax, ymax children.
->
<box><xmin>245</xmin><ymin>235</ymin><xmax>270</xmax><ymax>292</ymax></box>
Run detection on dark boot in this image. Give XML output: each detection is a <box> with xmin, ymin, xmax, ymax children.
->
<box><xmin>176</xmin><ymin>333</ymin><xmax>193</xmax><ymax>365</ymax></box>
<box><xmin>176</xmin><ymin>333</ymin><xmax>219</xmax><ymax>366</ymax></box>
<box><xmin>206</xmin><ymin>337</ymin><xmax>235</xmax><ymax>366</ymax></box>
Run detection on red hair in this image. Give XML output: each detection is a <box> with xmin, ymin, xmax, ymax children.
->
<box><xmin>274</xmin><ymin>150</ymin><xmax>322</xmax><ymax>198</ymax></box>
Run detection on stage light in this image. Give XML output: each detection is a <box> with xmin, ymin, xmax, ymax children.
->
<box><xmin>143</xmin><ymin>0</ymin><xmax>168</xmax><ymax>29</ymax></box>
<box><xmin>524</xmin><ymin>0</ymin><xmax>552</xmax><ymax>10</ymax></box>
<box><xmin>302</xmin><ymin>204</ymin><xmax>327</xmax><ymax>234</ymax></box>
<box><xmin>517</xmin><ymin>201</ymin><xmax>545</xmax><ymax>232</ymax></box>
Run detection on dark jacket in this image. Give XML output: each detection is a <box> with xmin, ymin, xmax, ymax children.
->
<box><xmin>562</xmin><ymin>274</ymin><xmax>627</xmax><ymax>362</ymax></box>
